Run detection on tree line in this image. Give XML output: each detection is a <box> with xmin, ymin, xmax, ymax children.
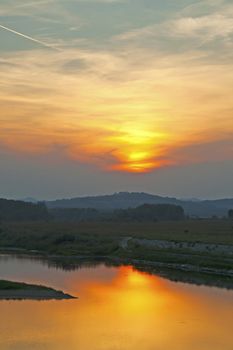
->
<box><xmin>0</xmin><ymin>199</ymin><xmax>49</xmax><ymax>221</ymax></box>
<box><xmin>50</xmin><ymin>203</ymin><xmax>185</xmax><ymax>222</ymax></box>
<box><xmin>1</xmin><ymin>197</ymin><xmax>232</xmax><ymax>222</ymax></box>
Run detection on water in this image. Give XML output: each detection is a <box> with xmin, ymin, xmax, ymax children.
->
<box><xmin>0</xmin><ymin>254</ymin><xmax>232</xmax><ymax>350</ymax></box>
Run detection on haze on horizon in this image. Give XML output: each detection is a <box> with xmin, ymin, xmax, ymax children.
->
<box><xmin>0</xmin><ymin>0</ymin><xmax>232</xmax><ymax>200</ymax></box>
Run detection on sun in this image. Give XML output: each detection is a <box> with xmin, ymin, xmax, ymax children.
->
<box><xmin>106</xmin><ymin>125</ymin><xmax>168</xmax><ymax>173</ymax></box>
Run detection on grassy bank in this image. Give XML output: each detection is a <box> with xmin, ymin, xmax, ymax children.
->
<box><xmin>1</xmin><ymin>219</ymin><xmax>233</xmax><ymax>248</ymax></box>
<box><xmin>0</xmin><ymin>220</ymin><xmax>232</xmax><ymax>286</ymax></box>
<box><xmin>0</xmin><ymin>280</ymin><xmax>76</xmax><ymax>300</ymax></box>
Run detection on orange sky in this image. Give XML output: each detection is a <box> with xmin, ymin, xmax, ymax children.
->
<box><xmin>0</xmin><ymin>0</ymin><xmax>232</xmax><ymax>183</ymax></box>
<box><xmin>0</xmin><ymin>48</ymin><xmax>232</xmax><ymax>173</ymax></box>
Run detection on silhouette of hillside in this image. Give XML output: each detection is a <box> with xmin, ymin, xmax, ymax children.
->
<box><xmin>46</xmin><ymin>192</ymin><xmax>233</xmax><ymax>217</ymax></box>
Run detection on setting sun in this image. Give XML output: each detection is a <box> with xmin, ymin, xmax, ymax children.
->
<box><xmin>0</xmin><ymin>1</ymin><xmax>233</xmax><ymax>349</ymax></box>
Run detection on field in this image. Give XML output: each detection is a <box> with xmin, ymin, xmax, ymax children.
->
<box><xmin>1</xmin><ymin>219</ymin><xmax>233</xmax><ymax>245</ymax></box>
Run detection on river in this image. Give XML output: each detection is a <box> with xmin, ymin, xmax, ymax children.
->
<box><xmin>0</xmin><ymin>254</ymin><xmax>232</xmax><ymax>350</ymax></box>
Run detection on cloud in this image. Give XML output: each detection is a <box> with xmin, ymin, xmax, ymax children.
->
<box><xmin>169</xmin><ymin>13</ymin><xmax>233</xmax><ymax>42</ymax></box>
<box><xmin>0</xmin><ymin>0</ymin><xmax>55</xmax><ymax>16</ymax></box>
<box><xmin>0</xmin><ymin>0</ymin><xmax>232</xmax><ymax>173</ymax></box>
<box><xmin>116</xmin><ymin>3</ymin><xmax>233</xmax><ymax>49</ymax></box>
<box><xmin>0</xmin><ymin>41</ymin><xmax>232</xmax><ymax>173</ymax></box>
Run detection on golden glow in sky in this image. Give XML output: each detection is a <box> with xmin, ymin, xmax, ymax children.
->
<box><xmin>0</xmin><ymin>0</ymin><xmax>232</xmax><ymax>174</ymax></box>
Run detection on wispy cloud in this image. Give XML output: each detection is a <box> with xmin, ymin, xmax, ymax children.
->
<box><xmin>0</xmin><ymin>42</ymin><xmax>232</xmax><ymax>172</ymax></box>
<box><xmin>0</xmin><ymin>0</ymin><xmax>232</xmax><ymax>173</ymax></box>
<box><xmin>116</xmin><ymin>3</ymin><xmax>233</xmax><ymax>50</ymax></box>
<box><xmin>169</xmin><ymin>12</ymin><xmax>233</xmax><ymax>42</ymax></box>
<box><xmin>0</xmin><ymin>0</ymin><xmax>54</xmax><ymax>16</ymax></box>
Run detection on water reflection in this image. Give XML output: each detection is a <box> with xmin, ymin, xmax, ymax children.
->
<box><xmin>0</xmin><ymin>255</ymin><xmax>232</xmax><ymax>350</ymax></box>
<box><xmin>0</xmin><ymin>253</ymin><xmax>232</xmax><ymax>289</ymax></box>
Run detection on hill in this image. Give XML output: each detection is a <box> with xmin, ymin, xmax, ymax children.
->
<box><xmin>46</xmin><ymin>192</ymin><xmax>233</xmax><ymax>218</ymax></box>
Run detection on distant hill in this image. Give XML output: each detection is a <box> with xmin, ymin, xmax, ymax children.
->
<box><xmin>46</xmin><ymin>192</ymin><xmax>233</xmax><ymax>218</ymax></box>
<box><xmin>19</xmin><ymin>197</ymin><xmax>38</xmax><ymax>203</ymax></box>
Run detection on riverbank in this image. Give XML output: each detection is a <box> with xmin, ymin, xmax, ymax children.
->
<box><xmin>0</xmin><ymin>280</ymin><xmax>76</xmax><ymax>300</ymax></box>
<box><xmin>1</xmin><ymin>251</ymin><xmax>232</xmax><ymax>290</ymax></box>
<box><xmin>0</xmin><ymin>220</ymin><xmax>232</xmax><ymax>289</ymax></box>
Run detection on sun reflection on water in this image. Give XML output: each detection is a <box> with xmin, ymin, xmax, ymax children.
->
<box><xmin>0</xmin><ymin>260</ymin><xmax>232</xmax><ymax>350</ymax></box>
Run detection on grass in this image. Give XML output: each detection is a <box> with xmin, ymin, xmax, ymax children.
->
<box><xmin>0</xmin><ymin>280</ymin><xmax>76</xmax><ymax>299</ymax></box>
<box><xmin>0</xmin><ymin>280</ymin><xmax>53</xmax><ymax>291</ymax></box>
<box><xmin>0</xmin><ymin>219</ymin><xmax>233</xmax><ymax>246</ymax></box>
<box><xmin>0</xmin><ymin>220</ymin><xmax>232</xmax><ymax>280</ymax></box>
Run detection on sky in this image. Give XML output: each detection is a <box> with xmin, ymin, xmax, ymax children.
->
<box><xmin>0</xmin><ymin>0</ymin><xmax>232</xmax><ymax>200</ymax></box>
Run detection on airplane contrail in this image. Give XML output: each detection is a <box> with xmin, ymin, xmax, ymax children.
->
<box><xmin>0</xmin><ymin>23</ymin><xmax>60</xmax><ymax>51</ymax></box>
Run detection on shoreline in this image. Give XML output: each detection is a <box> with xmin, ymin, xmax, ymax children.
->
<box><xmin>0</xmin><ymin>280</ymin><xmax>77</xmax><ymax>300</ymax></box>
<box><xmin>1</xmin><ymin>250</ymin><xmax>232</xmax><ymax>290</ymax></box>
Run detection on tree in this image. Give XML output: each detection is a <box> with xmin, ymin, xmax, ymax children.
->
<box><xmin>228</xmin><ymin>209</ymin><xmax>233</xmax><ymax>219</ymax></box>
<box><xmin>0</xmin><ymin>199</ymin><xmax>50</xmax><ymax>221</ymax></box>
<box><xmin>114</xmin><ymin>203</ymin><xmax>185</xmax><ymax>221</ymax></box>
